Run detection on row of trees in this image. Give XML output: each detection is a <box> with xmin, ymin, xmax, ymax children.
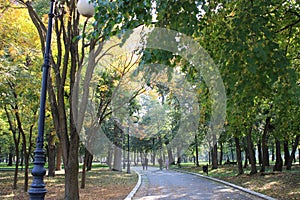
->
<box><xmin>0</xmin><ymin>0</ymin><xmax>299</xmax><ymax>199</ymax></box>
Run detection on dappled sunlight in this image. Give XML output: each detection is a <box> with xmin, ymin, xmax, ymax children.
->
<box><xmin>177</xmin><ymin>164</ymin><xmax>300</xmax><ymax>200</ymax></box>
<box><xmin>0</xmin><ymin>167</ymin><xmax>137</xmax><ymax>200</ymax></box>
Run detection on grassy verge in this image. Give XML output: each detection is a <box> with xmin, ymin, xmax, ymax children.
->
<box><xmin>0</xmin><ymin>166</ymin><xmax>137</xmax><ymax>200</ymax></box>
<box><xmin>173</xmin><ymin>163</ymin><xmax>300</xmax><ymax>200</ymax></box>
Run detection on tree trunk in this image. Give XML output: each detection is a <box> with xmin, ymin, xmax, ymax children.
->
<box><xmin>167</xmin><ymin>146</ymin><xmax>175</xmax><ymax>165</ymax></box>
<box><xmin>261</xmin><ymin>117</ymin><xmax>270</xmax><ymax>172</ymax></box>
<box><xmin>211</xmin><ymin>133</ymin><xmax>218</xmax><ymax>169</ymax></box>
<box><xmin>152</xmin><ymin>138</ymin><xmax>156</xmax><ymax>166</ymax></box>
<box><xmin>286</xmin><ymin>135</ymin><xmax>300</xmax><ymax>170</ymax></box>
<box><xmin>13</xmin><ymin>149</ymin><xmax>20</xmax><ymax>189</ymax></box>
<box><xmin>219</xmin><ymin>142</ymin><xmax>223</xmax><ymax>165</ymax></box>
<box><xmin>107</xmin><ymin>145</ymin><xmax>113</xmax><ymax>169</ymax></box>
<box><xmin>133</xmin><ymin>151</ymin><xmax>137</xmax><ymax>166</ymax></box>
<box><xmin>64</xmin><ymin>163</ymin><xmax>79</xmax><ymax>200</ymax></box>
<box><xmin>81</xmin><ymin>148</ymin><xmax>88</xmax><ymax>189</ymax></box>
<box><xmin>86</xmin><ymin>151</ymin><xmax>93</xmax><ymax>171</ymax></box>
<box><xmin>298</xmin><ymin>148</ymin><xmax>300</xmax><ymax>165</ymax></box>
<box><xmin>243</xmin><ymin>147</ymin><xmax>248</xmax><ymax>168</ymax></box>
<box><xmin>208</xmin><ymin>150</ymin><xmax>211</xmax><ymax>164</ymax></box>
<box><xmin>5</xmin><ymin>106</ymin><xmax>18</xmax><ymax>171</ymax></box>
<box><xmin>271</xmin><ymin>142</ymin><xmax>275</xmax><ymax>161</ymax></box>
<box><xmin>273</xmin><ymin>139</ymin><xmax>283</xmax><ymax>171</ymax></box>
<box><xmin>24</xmin><ymin>150</ymin><xmax>30</xmax><ymax>192</ymax></box>
<box><xmin>7</xmin><ymin>107</ymin><xmax>20</xmax><ymax>188</ymax></box>
<box><xmin>246</xmin><ymin>127</ymin><xmax>257</xmax><ymax>175</ymax></box>
<box><xmin>234</xmin><ymin>136</ymin><xmax>244</xmax><ymax>175</ymax></box>
<box><xmin>212</xmin><ymin>143</ymin><xmax>218</xmax><ymax>169</ymax></box>
<box><xmin>20</xmin><ymin>150</ymin><xmax>24</xmax><ymax>170</ymax></box>
<box><xmin>8</xmin><ymin>152</ymin><xmax>13</xmax><ymax>166</ymax></box>
<box><xmin>195</xmin><ymin>133</ymin><xmax>199</xmax><ymax>167</ymax></box>
<box><xmin>47</xmin><ymin>133</ymin><xmax>56</xmax><ymax>177</ymax></box>
<box><xmin>283</xmin><ymin>139</ymin><xmax>290</xmax><ymax>166</ymax></box>
<box><xmin>56</xmin><ymin>142</ymin><xmax>62</xmax><ymax>170</ymax></box>
<box><xmin>47</xmin><ymin>144</ymin><xmax>56</xmax><ymax>177</ymax></box>
<box><xmin>122</xmin><ymin>133</ymin><xmax>126</xmax><ymax>169</ymax></box>
<box><xmin>63</xmin><ymin>117</ymin><xmax>80</xmax><ymax>200</ymax></box>
<box><xmin>113</xmin><ymin>121</ymin><xmax>122</xmax><ymax>171</ymax></box>
<box><xmin>257</xmin><ymin>140</ymin><xmax>262</xmax><ymax>166</ymax></box>
<box><xmin>113</xmin><ymin>146</ymin><xmax>122</xmax><ymax>171</ymax></box>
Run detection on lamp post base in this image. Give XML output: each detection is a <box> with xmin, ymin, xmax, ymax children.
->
<box><xmin>28</xmin><ymin>149</ymin><xmax>47</xmax><ymax>200</ymax></box>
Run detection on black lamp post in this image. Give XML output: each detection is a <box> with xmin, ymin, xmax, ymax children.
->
<box><xmin>28</xmin><ymin>0</ymin><xmax>55</xmax><ymax>199</ymax></box>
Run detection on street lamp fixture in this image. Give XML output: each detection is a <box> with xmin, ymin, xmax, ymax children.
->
<box><xmin>77</xmin><ymin>0</ymin><xmax>95</xmax><ymax>18</ymax></box>
<box><xmin>28</xmin><ymin>0</ymin><xmax>55</xmax><ymax>199</ymax></box>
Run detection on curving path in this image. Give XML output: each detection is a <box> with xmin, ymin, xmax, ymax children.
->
<box><xmin>131</xmin><ymin>166</ymin><xmax>269</xmax><ymax>200</ymax></box>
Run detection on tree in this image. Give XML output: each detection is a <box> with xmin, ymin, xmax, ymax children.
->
<box><xmin>0</xmin><ymin>1</ymin><xmax>42</xmax><ymax>191</ymax></box>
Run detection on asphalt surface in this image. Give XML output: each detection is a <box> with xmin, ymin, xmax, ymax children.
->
<box><xmin>132</xmin><ymin>166</ymin><xmax>267</xmax><ymax>200</ymax></box>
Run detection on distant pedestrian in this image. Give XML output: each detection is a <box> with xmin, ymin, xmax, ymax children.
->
<box><xmin>165</xmin><ymin>159</ymin><xmax>169</xmax><ymax>170</ymax></box>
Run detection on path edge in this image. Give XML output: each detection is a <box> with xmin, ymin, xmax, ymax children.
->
<box><xmin>124</xmin><ymin>169</ymin><xmax>142</xmax><ymax>200</ymax></box>
<box><xmin>173</xmin><ymin>168</ymin><xmax>276</xmax><ymax>200</ymax></box>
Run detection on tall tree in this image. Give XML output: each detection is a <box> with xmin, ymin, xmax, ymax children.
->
<box><xmin>18</xmin><ymin>0</ymin><xmax>154</xmax><ymax>198</ymax></box>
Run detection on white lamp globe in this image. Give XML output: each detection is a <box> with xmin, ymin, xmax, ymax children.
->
<box><xmin>77</xmin><ymin>0</ymin><xmax>95</xmax><ymax>18</ymax></box>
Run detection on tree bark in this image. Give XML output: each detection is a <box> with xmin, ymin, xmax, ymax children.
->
<box><xmin>8</xmin><ymin>152</ymin><xmax>13</xmax><ymax>166</ymax></box>
<box><xmin>106</xmin><ymin>145</ymin><xmax>113</xmax><ymax>169</ymax></box>
<box><xmin>246</xmin><ymin>126</ymin><xmax>257</xmax><ymax>175</ymax></box>
<box><xmin>195</xmin><ymin>133</ymin><xmax>199</xmax><ymax>167</ymax></box>
<box><xmin>286</xmin><ymin>135</ymin><xmax>300</xmax><ymax>170</ymax></box>
<box><xmin>235</xmin><ymin>136</ymin><xmax>244</xmax><ymax>175</ymax></box>
<box><xmin>47</xmin><ymin>134</ymin><xmax>56</xmax><ymax>177</ymax></box>
<box><xmin>261</xmin><ymin>116</ymin><xmax>270</xmax><ymax>172</ymax></box>
<box><xmin>243</xmin><ymin>147</ymin><xmax>249</xmax><ymax>168</ymax></box>
<box><xmin>273</xmin><ymin>139</ymin><xmax>283</xmax><ymax>171</ymax></box>
<box><xmin>113</xmin><ymin>122</ymin><xmax>122</xmax><ymax>171</ymax></box>
<box><xmin>257</xmin><ymin>140</ymin><xmax>262</xmax><ymax>166</ymax></box>
<box><xmin>283</xmin><ymin>139</ymin><xmax>290</xmax><ymax>166</ymax></box>
<box><xmin>47</xmin><ymin>144</ymin><xmax>56</xmax><ymax>177</ymax></box>
<box><xmin>219</xmin><ymin>142</ymin><xmax>223</xmax><ymax>165</ymax></box>
<box><xmin>167</xmin><ymin>146</ymin><xmax>175</xmax><ymax>165</ymax></box>
<box><xmin>81</xmin><ymin>148</ymin><xmax>88</xmax><ymax>189</ymax></box>
<box><xmin>86</xmin><ymin>151</ymin><xmax>93</xmax><ymax>171</ymax></box>
<box><xmin>56</xmin><ymin>142</ymin><xmax>62</xmax><ymax>170</ymax></box>
<box><xmin>5</xmin><ymin>106</ymin><xmax>20</xmax><ymax>188</ymax></box>
<box><xmin>298</xmin><ymin>148</ymin><xmax>300</xmax><ymax>165</ymax></box>
<box><xmin>113</xmin><ymin>146</ymin><xmax>122</xmax><ymax>171</ymax></box>
<box><xmin>271</xmin><ymin>142</ymin><xmax>275</xmax><ymax>161</ymax></box>
<box><xmin>212</xmin><ymin>143</ymin><xmax>218</xmax><ymax>169</ymax></box>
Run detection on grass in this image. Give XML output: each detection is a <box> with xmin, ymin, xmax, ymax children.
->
<box><xmin>0</xmin><ymin>165</ymin><xmax>138</xmax><ymax>200</ymax></box>
<box><xmin>174</xmin><ymin>162</ymin><xmax>300</xmax><ymax>200</ymax></box>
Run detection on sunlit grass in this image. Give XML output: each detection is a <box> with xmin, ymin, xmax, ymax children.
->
<box><xmin>0</xmin><ymin>165</ymin><xmax>138</xmax><ymax>200</ymax></box>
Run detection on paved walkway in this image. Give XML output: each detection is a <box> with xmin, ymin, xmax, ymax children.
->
<box><xmin>132</xmin><ymin>166</ymin><xmax>267</xmax><ymax>200</ymax></box>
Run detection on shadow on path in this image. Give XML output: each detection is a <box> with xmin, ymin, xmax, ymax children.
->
<box><xmin>131</xmin><ymin>166</ymin><xmax>267</xmax><ymax>200</ymax></box>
